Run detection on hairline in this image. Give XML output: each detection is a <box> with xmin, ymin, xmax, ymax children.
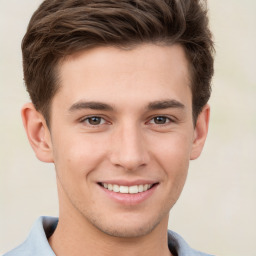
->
<box><xmin>42</xmin><ymin>42</ymin><xmax>199</xmax><ymax>129</ymax></box>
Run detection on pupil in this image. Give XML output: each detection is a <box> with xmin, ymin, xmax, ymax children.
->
<box><xmin>154</xmin><ymin>116</ymin><xmax>166</xmax><ymax>124</ymax></box>
<box><xmin>89</xmin><ymin>117</ymin><xmax>101</xmax><ymax>125</ymax></box>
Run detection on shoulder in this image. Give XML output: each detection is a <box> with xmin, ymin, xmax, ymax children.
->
<box><xmin>3</xmin><ymin>240</ymin><xmax>32</xmax><ymax>256</ymax></box>
<box><xmin>3</xmin><ymin>216</ymin><xmax>58</xmax><ymax>256</ymax></box>
<box><xmin>168</xmin><ymin>230</ymin><xmax>215</xmax><ymax>256</ymax></box>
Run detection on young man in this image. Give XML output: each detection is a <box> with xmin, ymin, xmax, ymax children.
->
<box><xmin>4</xmin><ymin>0</ymin><xmax>214</xmax><ymax>255</ymax></box>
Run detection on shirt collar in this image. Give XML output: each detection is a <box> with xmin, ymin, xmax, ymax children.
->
<box><xmin>7</xmin><ymin>216</ymin><xmax>213</xmax><ymax>256</ymax></box>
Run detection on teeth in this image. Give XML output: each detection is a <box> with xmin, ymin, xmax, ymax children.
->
<box><xmin>120</xmin><ymin>186</ymin><xmax>129</xmax><ymax>193</ymax></box>
<box><xmin>138</xmin><ymin>185</ymin><xmax>144</xmax><ymax>192</ymax></box>
<box><xmin>143</xmin><ymin>184</ymin><xmax>149</xmax><ymax>191</ymax></box>
<box><xmin>113</xmin><ymin>184</ymin><xmax>120</xmax><ymax>192</ymax></box>
<box><xmin>102</xmin><ymin>183</ymin><xmax>153</xmax><ymax>194</ymax></box>
<box><xmin>129</xmin><ymin>185</ymin><xmax>138</xmax><ymax>194</ymax></box>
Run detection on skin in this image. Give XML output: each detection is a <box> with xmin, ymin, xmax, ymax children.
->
<box><xmin>22</xmin><ymin>44</ymin><xmax>210</xmax><ymax>256</ymax></box>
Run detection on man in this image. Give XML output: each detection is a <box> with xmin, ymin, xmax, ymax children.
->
<box><xmin>4</xmin><ymin>0</ymin><xmax>214</xmax><ymax>255</ymax></box>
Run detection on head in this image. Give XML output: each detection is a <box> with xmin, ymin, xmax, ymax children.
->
<box><xmin>21</xmin><ymin>0</ymin><xmax>214</xmax><ymax>241</ymax></box>
<box><xmin>22</xmin><ymin>0</ymin><xmax>214</xmax><ymax>127</ymax></box>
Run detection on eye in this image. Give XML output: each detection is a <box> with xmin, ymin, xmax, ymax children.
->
<box><xmin>82</xmin><ymin>116</ymin><xmax>106</xmax><ymax>126</ymax></box>
<box><xmin>149</xmin><ymin>116</ymin><xmax>171</xmax><ymax>125</ymax></box>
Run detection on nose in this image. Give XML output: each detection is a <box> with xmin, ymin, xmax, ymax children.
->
<box><xmin>109</xmin><ymin>122</ymin><xmax>149</xmax><ymax>171</ymax></box>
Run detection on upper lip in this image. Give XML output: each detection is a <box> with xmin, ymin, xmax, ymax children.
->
<box><xmin>98</xmin><ymin>179</ymin><xmax>158</xmax><ymax>186</ymax></box>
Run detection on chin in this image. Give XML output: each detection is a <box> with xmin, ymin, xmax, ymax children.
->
<box><xmin>88</xmin><ymin>212</ymin><xmax>166</xmax><ymax>238</ymax></box>
<box><xmin>96</xmin><ymin>223</ymin><xmax>157</xmax><ymax>238</ymax></box>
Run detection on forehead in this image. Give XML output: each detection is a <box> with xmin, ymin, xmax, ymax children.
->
<box><xmin>54</xmin><ymin>44</ymin><xmax>192</xmax><ymax>111</ymax></box>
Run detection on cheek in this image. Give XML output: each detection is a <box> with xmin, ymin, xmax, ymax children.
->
<box><xmin>151</xmin><ymin>131</ymin><xmax>193</xmax><ymax>165</ymax></box>
<box><xmin>160</xmin><ymin>146</ymin><xmax>189</xmax><ymax>184</ymax></box>
<box><xmin>52</xmin><ymin>133</ymin><xmax>108</xmax><ymax>180</ymax></box>
<box><xmin>150</xmin><ymin>132</ymin><xmax>192</xmax><ymax>187</ymax></box>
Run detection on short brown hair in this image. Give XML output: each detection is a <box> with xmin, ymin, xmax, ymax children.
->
<box><xmin>22</xmin><ymin>0</ymin><xmax>214</xmax><ymax>126</ymax></box>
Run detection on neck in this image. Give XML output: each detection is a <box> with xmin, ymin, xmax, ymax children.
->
<box><xmin>49</xmin><ymin>180</ymin><xmax>172</xmax><ymax>256</ymax></box>
<box><xmin>49</xmin><ymin>209</ymin><xmax>171</xmax><ymax>256</ymax></box>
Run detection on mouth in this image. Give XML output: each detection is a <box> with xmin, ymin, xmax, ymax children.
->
<box><xmin>98</xmin><ymin>181</ymin><xmax>159</xmax><ymax>205</ymax></box>
<box><xmin>98</xmin><ymin>182</ymin><xmax>157</xmax><ymax>194</ymax></box>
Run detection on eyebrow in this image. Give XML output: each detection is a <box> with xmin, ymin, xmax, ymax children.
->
<box><xmin>147</xmin><ymin>99</ymin><xmax>185</xmax><ymax>110</ymax></box>
<box><xmin>68</xmin><ymin>99</ymin><xmax>185</xmax><ymax>113</ymax></box>
<box><xmin>69</xmin><ymin>101</ymin><xmax>114</xmax><ymax>112</ymax></box>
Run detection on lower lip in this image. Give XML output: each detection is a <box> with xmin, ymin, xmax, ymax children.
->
<box><xmin>99</xmin><ymin>184</ymin><xmax>158</xmax><ymax>205</ymax></box>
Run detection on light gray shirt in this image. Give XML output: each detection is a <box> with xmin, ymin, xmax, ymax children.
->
<box><xmin>4</xmin><ymin>216</ymin><xmax>214</xmax><ymax>256</ymax></box>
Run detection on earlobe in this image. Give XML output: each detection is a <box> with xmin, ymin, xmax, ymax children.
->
<box><xmin>21</xmin><ymin>103</ymin><xmax>54</xmax><ymax>163</ymax></box>
<box><xmin>190</xmin><ymin>104</ymin><xmax>210</xmax><ymax>160</ymax></box>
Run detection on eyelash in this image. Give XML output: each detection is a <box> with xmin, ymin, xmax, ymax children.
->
<box><xmin>80</xmin><ymin>116</ymin><xmax>108</xmax><ymax>126</ymax></box>
<box><xmin>147</xmin><ymin>116</ymin><xmax>173</xmax><ymax>125</ymax></box>
<box><xmin>80</xmin><ymin>115</ymin><xmax>174</xmax><ymax>127</ymax></box>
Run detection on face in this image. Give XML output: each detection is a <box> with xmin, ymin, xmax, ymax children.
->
<box><xmin>32</xmin><ymin>44</ymin><xmax>208</xmax><ymax>238</ymax></box>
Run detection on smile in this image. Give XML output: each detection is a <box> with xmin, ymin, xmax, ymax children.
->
<box><xmin>100</xmin><ymin>183</ymin><xmax>154</xmax><ymax>194</ymax></box>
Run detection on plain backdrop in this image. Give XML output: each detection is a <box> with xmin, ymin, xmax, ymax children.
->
<box><xmin>0</xmin><ymin>0</ymin><xmax>256</xmax><ymax>255</ymax></box>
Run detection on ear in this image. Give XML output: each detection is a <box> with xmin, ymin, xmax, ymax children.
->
<box><xmin>21</xmin><ymin>103</ymin><xmax>54</xmax><ymax>163</ymax></box>
<box><xmin>190</xmin><ymin>104</ymin><xmax>210</xmax><ymax>160</ymax></box>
